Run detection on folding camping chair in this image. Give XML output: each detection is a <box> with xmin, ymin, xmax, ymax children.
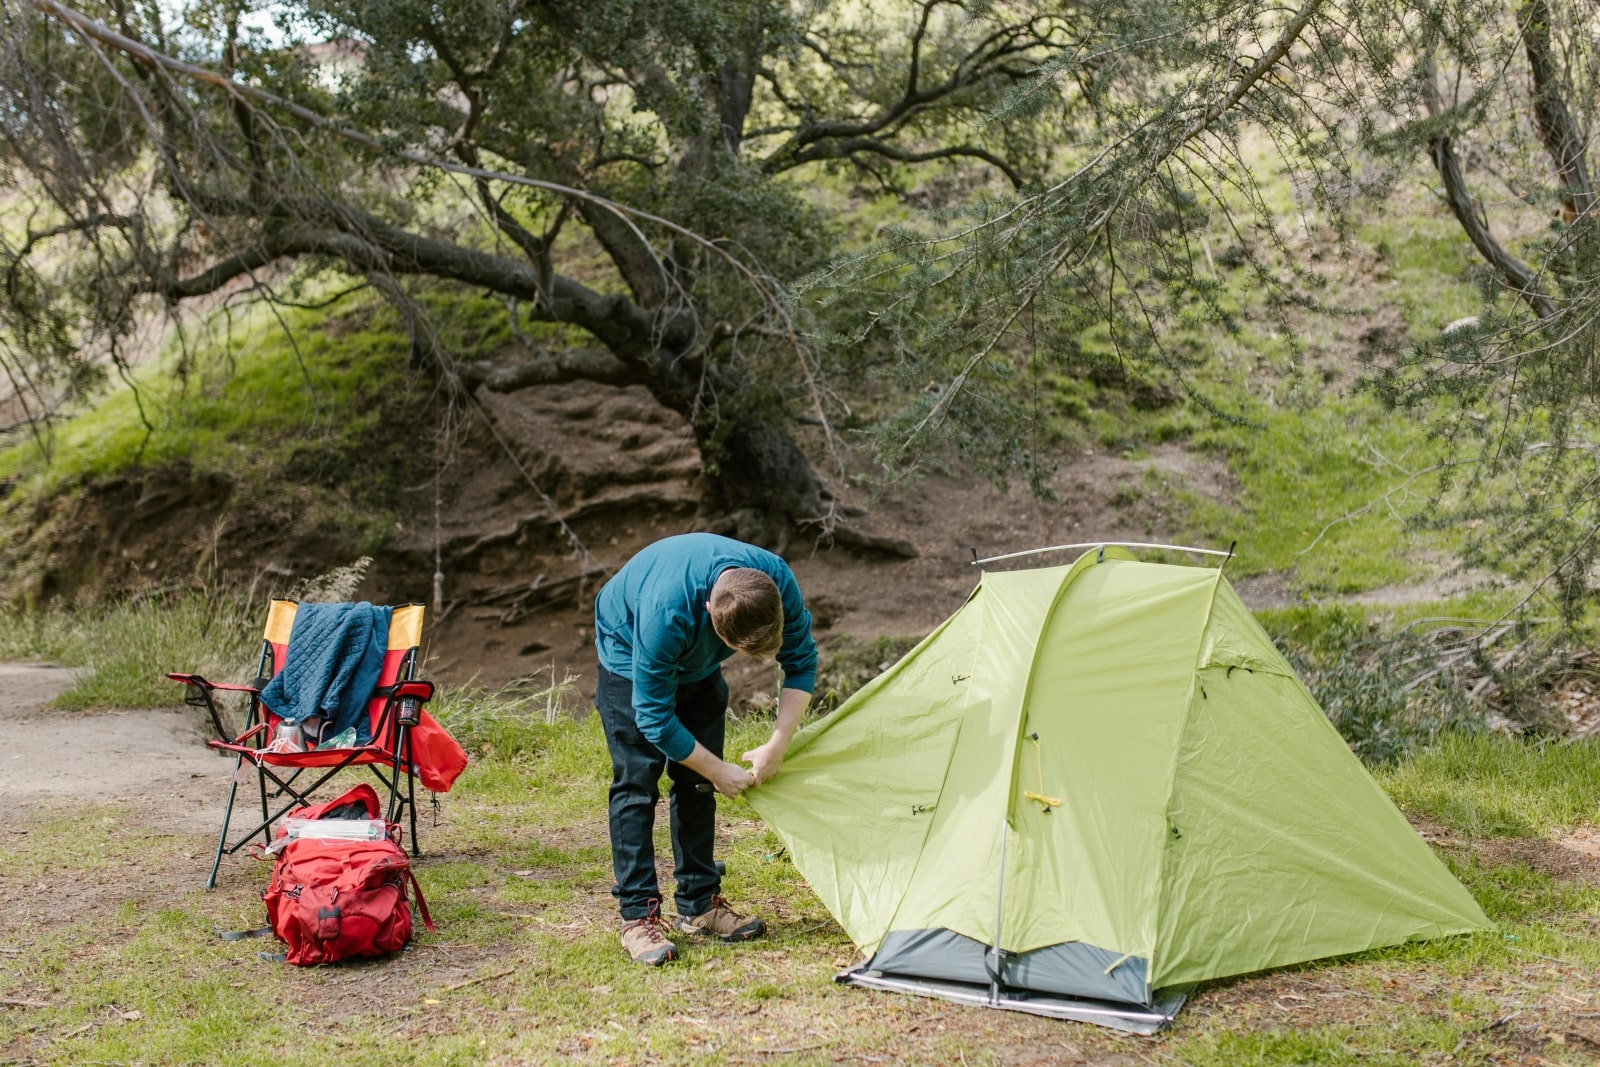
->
<box><xmin>170</xmin><ymin>599</ymin><xmax>458</xmax><ymax>889</ymax></box>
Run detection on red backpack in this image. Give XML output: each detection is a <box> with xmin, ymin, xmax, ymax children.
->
<box><xmin>261</xmin><ymin>784</ymin><xmax>433</xmax><ymax>966</ymax></box>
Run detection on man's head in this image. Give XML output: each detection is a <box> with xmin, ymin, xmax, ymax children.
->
<box><xmin>708</xmin><ymin>568</ymin><xmax>783</xmax><ymax>659</ymax></box>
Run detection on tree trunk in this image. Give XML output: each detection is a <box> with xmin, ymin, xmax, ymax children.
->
<box><xmin>639</xmin><ymin>347</ymin><xmax>917</xmax><ymax>558</ymax></box>
<box><xmin>480</xmin><ymin>339</ymin><xmax>916</xmax><ymax>558</ymax></box>
<box><xmin>696</xmin><ymin>411</ymin><xmax>915</xmax><ymax>558</ymax></box>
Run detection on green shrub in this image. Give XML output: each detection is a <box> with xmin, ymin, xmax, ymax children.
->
<box><xmin>0</xmin><ymin>591</ymin><xmax>258</xmax><ymax>709</ymax></box>
<box><xmin>432</xmin><ymin>674</ymin><xmax>585</xmax><ymax>759</ymax></box>
<box><xmin>1271</xmin><ymin>607</ymin><xmax>1485</xmax><ymax>764</ymax></box>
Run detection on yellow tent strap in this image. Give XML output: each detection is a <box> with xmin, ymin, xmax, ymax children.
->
<box><xmin>1023</xmin><ymin>734</ymin><xmax>1060</xmax><ymax>812</ymax></box>
<box><xmin>1103</xmin><ymin>953</ymin><xmax>1134</xmax><ymax>976</ymax></box>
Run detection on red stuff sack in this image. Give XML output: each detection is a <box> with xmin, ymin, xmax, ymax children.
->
<box><xmin>261</xmin><ymin>785</ymin><xmax>433</xmax><ymax>966</ymax></box>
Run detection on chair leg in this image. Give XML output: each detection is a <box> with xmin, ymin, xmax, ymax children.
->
<box><xmin>257</xmin><ymin>760</ymin><xmax>270</xmax><ymax>823</ymax></box>
<box><xmin>381</xmin><ymin>767</ymin><xmax>402</xmax><ymax>825</ymax></box>
<box><xmin>408</xmin><ymin>772</ymin><xmax>420</xmax><ymax>858</ymax></box>
<box><xmin>208</xmin><ymin>756</ymin><xmax>245</xmax><ymax>890</ymax></box>
<box><xmin>385</xmin><ymin>723</ymin><xmax>409</xmax><ymax>827</ymax></box>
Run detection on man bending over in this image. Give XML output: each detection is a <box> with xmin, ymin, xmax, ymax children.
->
<box><xmin>593</xmin><ymin>532</ymin><xmax>817</xmax><ymax>966</ymax></box>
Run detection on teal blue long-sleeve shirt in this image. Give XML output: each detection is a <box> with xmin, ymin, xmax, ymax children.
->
<box><xmin>594</xmin><ymin>533</ymin><xmax>818</xmax><ymax>761</ymax></box>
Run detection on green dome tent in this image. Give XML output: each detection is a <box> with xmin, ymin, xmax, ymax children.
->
<box><xmin>747</xmin><ymin>547</ymin><xmax>1490</xmax><ymax>1032</ymax></box>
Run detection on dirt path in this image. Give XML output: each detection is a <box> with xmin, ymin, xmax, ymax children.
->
<box><xmin>0</xmin><ymin>663</ymin><xmax>225</xmax><ymax>810</ymax></box>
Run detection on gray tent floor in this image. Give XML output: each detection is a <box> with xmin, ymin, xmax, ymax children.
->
<box><xmin>837</xmin><ymin>968</ymin><xmax>1194</xmax><ymax>1034</ymax></box>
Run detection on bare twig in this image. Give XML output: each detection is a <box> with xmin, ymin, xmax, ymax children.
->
<box><xmin>440</xmin><ymin>966</ymin><xmax>518</xmax><ymax>993</ymax></box>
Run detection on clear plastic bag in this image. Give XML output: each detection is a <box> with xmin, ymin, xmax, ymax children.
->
<box><xmin>261</xmin><ymin>721</ymin><xmax>305</xmax><ymax>754</ymax></box>
<box><xmin>281</xmin><ymin>817</ymin><xmax>388</xmax><ymax>842</ymax></box>
<box><xmin>315</xmin><ymin>727</ymin><xmax>357</xmax><ymax>750</ymax></box>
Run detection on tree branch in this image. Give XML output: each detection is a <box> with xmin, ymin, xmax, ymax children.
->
<box><xmin>468</xmin><ymin>348</ymin><xmax>640</xmax><ymax>391</ymax></box>
<box><xmin>762</xmin><ymin>13</ymin><xmax>1053</xmax><ymax>179</ymax></box>
<box><xmin>26</xmin><ymin>0</ymin><xmax>760</xmax><ymax>320</ymax></box>
<box><xmin>1421</xmin><ymin>62</ymin><xmax>1559</xmax><ymax>320</ymax></box>
<box><xmin>12</xmin><ymin>212</ymin><xmax>137</xmax><ymax>262</ymax></box>
<box><xmin>904</xmin><ymin>0</ymin><xmax>946</xmax><ymax>105</ymax></box>
<box><xmin>784</xmin><ymin>139</ymin><xmax>1024</xmax><ymax>189</ymax></box>
<box><xmin>143</xmin><ymin>207</ymin><xmax>687</xmax><ymax>361</ymax></box>
<box><xmin>1522</xmin><ymin>0</ymin><xmax>1594</xmax><ymax>219</ymax></box>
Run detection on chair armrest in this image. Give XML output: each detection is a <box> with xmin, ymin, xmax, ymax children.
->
<box><xmin>170</xmin><ymin>671</ymin><xmax>264</xmax><ymax>697</ymax></box>
<box><xmin>170</xmin><ymin>673</ymin><xmax>261</xmax><ymax>743</ymax></box>
<box><xmin>168</xmin><ymin>673</ymin><xmax>263</xmax><ymax>695</ymax></box>
<box><xmin>386</xmin><ymin>680</ymin><xmax>435</xmax><ymax>702</ymax></box>
<box><xmin>374</xmin><ymin>680</ymin><xmax>435</xmax><ymax>740</ymax></box>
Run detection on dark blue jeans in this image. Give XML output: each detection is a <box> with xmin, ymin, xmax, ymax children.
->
<box><xmin>595</xmin><ymin>663</ymin><xmax>727</xmax><ymax>921</ymax></box>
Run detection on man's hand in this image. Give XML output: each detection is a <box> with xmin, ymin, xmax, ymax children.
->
<box><xmin>706</xmin><ymin>756</ymin><xmax>757</xmax><ymax>797</ymax></box>
<box><xmin>742</xmin><ymin>738</ymin><xmax>785</xmax><ymax>785</ymax></box>
<box><xmin>681</xmin><ymin>742</ymin><xmax>756</xmax><ymax>796</ymax></box>
<box><xmin>741</xmin><ymin>687</ymin><xmax>811</xmax><ymax>787</ymax></box>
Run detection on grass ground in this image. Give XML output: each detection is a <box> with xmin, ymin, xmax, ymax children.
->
<box><xmin>0</xmin><ymin>301</ymin><xmax>417</xmax><ymax>495</ymax></box>
<box><xmin>2</xmin><ymin>702</ymin><xmax>1598</xmax><ymax>1067</ymax></box>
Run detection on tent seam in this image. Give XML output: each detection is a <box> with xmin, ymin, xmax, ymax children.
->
<box><xmin>1003</xmin><ymin>549</ymin><xmax>1135</xmax><ymax>826</ymax></box>
<box><xmin>1147</xmin><ymin>562</ymin><xmax>1228</xmax><ymax>994</ymax></box>
<box><xmin>874</xmin><ymin>579</ymin><xmax>988</xmax><ymax>950</ymax></box>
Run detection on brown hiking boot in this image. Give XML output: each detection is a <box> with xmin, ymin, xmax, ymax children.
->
<box><xmin>674</xmin><ymin>894</ymin><xmax>766</xmax><ymax>942</ymax></box>
<box><xmin>620</xmin><ymin>902</ymin><xmax>679</xmax><ymax>966</ymax></box>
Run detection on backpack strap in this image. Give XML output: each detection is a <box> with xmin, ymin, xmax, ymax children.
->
<box><xmin>214</xmin><ymin>925</ymin><xmax>275</xmax><ymax>941</ymax></box>
<box><xmin>407</xmin><ymin>870</ymin><xmax>435</xmax><ymax>933</ymax></box>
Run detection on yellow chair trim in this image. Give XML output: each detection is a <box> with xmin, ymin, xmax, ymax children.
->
<box><xmin>389</xmin><ymin>604</ymin><xmax>425</xmax><ymax>650</ymax></box>
<box><xmin>263</xmin><ymin>600</ymin><xmax>424</xmax><ymax>651</ymax></box>
<box><xmin>264</xmin><ymin>600</ymin><xmax>297</xmax><ymax>645</ymax></box>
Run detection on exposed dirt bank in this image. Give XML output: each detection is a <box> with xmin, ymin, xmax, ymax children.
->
<box><xmin>2</xmin><ymin>370</ymin><xmax>1498</xmax><ymax>706</ymax></box>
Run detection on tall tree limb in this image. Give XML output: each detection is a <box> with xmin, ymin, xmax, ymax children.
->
<box><xmin>1421</xmin><ymin>60</ymin><xmax>1559</xmax><ymax>320</ymax></box>
<box><xmin>1522</xmin><ymin>0</ymin><xmax>1594</xmax><ymax>220</ymax></box>
<box><xmin>761</xmin><ymin>3</ymin><xmax>1056</xmax><ymax>186</ymax></box>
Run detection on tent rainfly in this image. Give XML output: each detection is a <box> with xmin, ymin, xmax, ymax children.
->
<box><xmin>748</xmin><ymin>547</ymin><xmax>1491</xmax><ymax>1032</ymax></box>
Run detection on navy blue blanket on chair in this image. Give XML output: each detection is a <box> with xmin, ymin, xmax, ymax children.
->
<box><xmin>259</xmin><ymin>602</ymin><xmax>394</xmax><ymax>745</ymax></box>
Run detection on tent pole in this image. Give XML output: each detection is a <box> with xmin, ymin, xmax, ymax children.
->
<box><xmin>972</xmin><ymin>541</ymin><xmax>1233</xmax><ymax>565</ymax></box>
<box><xmin>989</xmin><ymin>815</ymin><xmax>1008</xmax><ymax>1006</ymax></box>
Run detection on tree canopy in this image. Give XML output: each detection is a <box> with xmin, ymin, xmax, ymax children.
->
<box><xmin>0</xmin><ymin>0</ymin><xmax>1083</xmax><ymax>552</ymax></box>
<box><xmin>2</xmin><ymin>0</ymin><xmax>1598</xmax><ymax>601</ymax></box>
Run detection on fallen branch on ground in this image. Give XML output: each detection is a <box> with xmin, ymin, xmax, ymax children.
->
<box><xmin>441</xmin><ymin>966</ymin><xmax>519</xmax><ymax>993</ymax></box>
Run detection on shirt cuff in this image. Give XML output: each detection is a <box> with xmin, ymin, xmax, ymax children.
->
<box><xmin>781</xmin><ymin>671</ymin><xmax>817</xmax><ymax>695</ymax></box>
<box><xmin>653</xmin><ymin>721</ymin><xmax>698</xmax><ymax>763</ymax></box>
